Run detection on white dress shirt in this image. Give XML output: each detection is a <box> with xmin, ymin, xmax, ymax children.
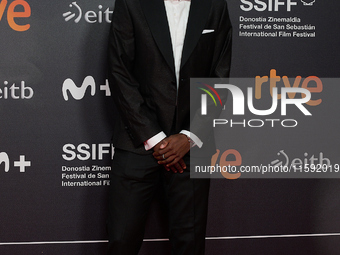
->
<box><xmin>144</xmin><ymin>0</ymin><xmax>203</xmax><ymax>150</ymax></box>
<box><xmin>164</xmin><ymin>0</ymin><xmax>191</xmax><ymax>86</ymax></box>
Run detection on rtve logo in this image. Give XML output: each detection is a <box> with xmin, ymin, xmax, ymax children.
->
<box><xmin>0</xmin><ymin>152</ymin><xmax>31</xmax><ymax>173</ymax></box>
<box><xmin>0</xmin><ymin>0</ymin><xmax>31</xmax><ymax>31</ymax></box>
<box><xmin>62</xmin><ymin>76</ymin><xmax>111</xmax><ymax>101</ymax></box>
<box><xmin>240</xmin><ymin>0</ymin><xmax>298</xmax><ymax>12</ymax></box>
<box><xmin>63</xmin><ymin>1</ymin><xmax>113</xmax><ymax>24</ymax></box>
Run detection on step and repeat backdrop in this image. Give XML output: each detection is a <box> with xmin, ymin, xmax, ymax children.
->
<box><xmin>1</xmin><ymin>0</ymin><xmax>339</xmax><ymax>254</ymax></box>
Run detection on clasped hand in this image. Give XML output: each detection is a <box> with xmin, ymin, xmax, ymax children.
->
<box><xmin>153</xmin><ymin>134</ymin><xmax>190</xmax><ymax>173</ymax></box>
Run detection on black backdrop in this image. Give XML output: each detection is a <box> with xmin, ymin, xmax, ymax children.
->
<box><xmin>1</xmin><ymin>0</ymin><xmax>340</xmax><ymax>254</ymax></box>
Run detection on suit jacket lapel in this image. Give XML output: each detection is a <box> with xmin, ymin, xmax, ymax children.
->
<box><xmin>181</xmin><ymin>0</ymin><xmax>212</xmax><ymax>68</ymax></box>
<box><xmin>140</xmin><ymin>0</ymin><xmax>175</xmax><ymax>73</ymax></box>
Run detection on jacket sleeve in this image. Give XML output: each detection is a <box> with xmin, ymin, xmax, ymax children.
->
<box><xmin>108</xmin><ymin>0</ymin><xmax>163</xmax><ymax>147</ymax></box>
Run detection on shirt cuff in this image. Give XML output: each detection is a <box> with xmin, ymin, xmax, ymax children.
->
<box><xmin>180</xmin><ymin>130</ymin><xmax>203</xmax><ymax>148</ymax></box>
<box><xmin>144</xmin><ymin>131</ymin><xmax>167</xmax><ymax>151</ymax></box>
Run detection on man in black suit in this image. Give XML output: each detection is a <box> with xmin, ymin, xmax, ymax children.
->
<box><xmin>107</xmin><ymin>0</ymin><xmax>232</xmax><ymax>254</ymax></box>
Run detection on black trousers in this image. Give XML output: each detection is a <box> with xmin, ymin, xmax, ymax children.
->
<box><xmin>107</xmin><ymin>149</ymin><xmax>210</xmax><ymax>255</ymax></box>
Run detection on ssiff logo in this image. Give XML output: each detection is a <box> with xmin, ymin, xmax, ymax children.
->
<box><xmin>62</xmin><ymin>143</ymin><xmax>113</xmax><ymax>161</ymax></box>
<box><xmin>240</xmin><ymin>0</ymin><xmax>316</xmax><ymax>11</ymax></box>
<box><xmin>300</xmin><ymin>0</ymin><xmax>315</xmax><ymax>6</ymax></box>
<box><xmin>240</xmin><ymin>0</ymin><xmax>298</xmax><ymax>11</ymax></box>
<box><xmin>63</xmin><ymin>1</ymin><xmax>113</xmax><ymax>23</ymax></box>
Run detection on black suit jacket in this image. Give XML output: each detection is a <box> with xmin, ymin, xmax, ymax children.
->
<box><xmin>108</xmin><ymin>0</ymin><xmax>232</xmax><ymax>155</ymax></box>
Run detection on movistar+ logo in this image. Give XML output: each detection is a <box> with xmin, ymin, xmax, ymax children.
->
<box><xmin>62</xmin><ymin>76</ymin><xmax>111</xmax><ymax>101</ymax></box>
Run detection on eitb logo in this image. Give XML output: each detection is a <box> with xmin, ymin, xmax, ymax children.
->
<box><xmin>62</xmin><ymin>1</ymin><xmax>113</xmax><ymax>24</ymax></box>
